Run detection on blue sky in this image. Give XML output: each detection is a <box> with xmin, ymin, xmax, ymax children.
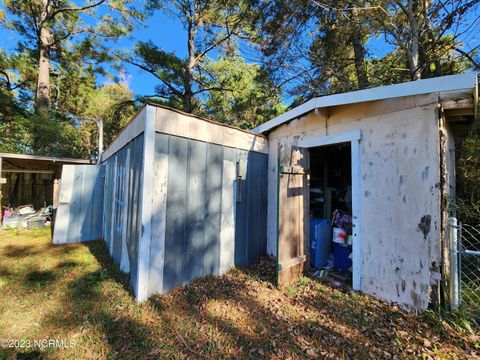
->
<box><xmin>108</xmin><ymin>13</ymin><xmax>187</xmax><ymax>96</ymax></box>
<box><xmin>1</xmin><ymin>3</ymin><xmax>479</xmax><ymax>102</ymax></box>
<box><xmin>0</xmin><ymin>6</ymin><xmax>188</xmax><ymax>97</ymax></box>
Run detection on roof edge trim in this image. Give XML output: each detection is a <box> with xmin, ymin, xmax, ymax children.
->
<box><xmin>253</xmin><ymin>72</ymin><xmax>478</xmax><ymax>134</ymax></box>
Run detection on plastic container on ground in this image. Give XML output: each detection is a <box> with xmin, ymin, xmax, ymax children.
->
<box><xmin>333</xmin><ymin>243</ymin><xmax>352</xmax><ymax>272</ymax></box>
<box><xmin>310</xmin><ymin>218</ymin><xmax>331</xmax><ymax>268</ymax></box>
<box><xmin>27</xmin><ymin>217</ymin><xmax>46</xmax><ymax>228</ymax></box>
<box><xmin>2</xmin><ymin>214</ymin><xmax>27</xmax><ymax>229</ymax></box>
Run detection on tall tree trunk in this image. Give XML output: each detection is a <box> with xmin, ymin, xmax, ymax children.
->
<box><xmin>350</xmin><ymin>5</ymin><xmax>369</xmax><ymax>89</ymax></box>
<box><xmin>406</xmin><ymin>0</ymin><xmax>421</xmax><ymax>80</ymax></box>
<box><xmin>351</xmin><ymin>34</ymin><xmax>369</xmax><ymax>88</ymax></box>
<box><xmin>35</xmin><ymin>1</ymin><xmax>51</xmax><ymax>117</ymax></box>
<box><xmin>421</xmin><ymin>0</ymin><xmax>441</xmax><ymax>77</ymax></box>
<box><xmin>36</xmin><ymin>38</ymin><xmax>50</xmax><ymax>116</ymax></box>
<box><xmin>184</xmin><ymin>17</ymin><xmax>196</xmax><ymax>113</ymax></box>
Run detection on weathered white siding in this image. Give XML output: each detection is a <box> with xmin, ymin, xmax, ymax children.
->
<box><xmin>266</xmin><ymin>94</ymin><xmax>443</xmax><ymax>311</ymax></box>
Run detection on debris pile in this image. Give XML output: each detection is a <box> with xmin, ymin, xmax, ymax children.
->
<box><xmin>1</xmin><ymin>205</ymin><xmax>52</xmax><ymax>229</ymax></box>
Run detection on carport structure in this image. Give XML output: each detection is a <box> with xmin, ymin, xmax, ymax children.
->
<box><xmin>0</xmin><ymin>153</ymin><xmax>93</xmax><ymax>211</ymax></box>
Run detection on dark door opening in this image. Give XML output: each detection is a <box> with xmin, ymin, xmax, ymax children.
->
<box><xmin>309</xmin><ymin>142</ymin><xmax>353</xmax><ymax>286</ymax></box>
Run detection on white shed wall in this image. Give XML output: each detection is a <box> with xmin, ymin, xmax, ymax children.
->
<box><xmin>266</xmin><ymin>94</ymin><xmax>443</xmax><ymax>311</ymax></box>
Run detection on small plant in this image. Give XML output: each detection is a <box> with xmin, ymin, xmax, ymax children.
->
<box><xmin>285</xmin><ymin>286</ymin><xmax>296</xmax><ymax>296</ymax></box>
<box><xmin>298</xmin><ymin>275</ymin><xmax>310</xmax><ymax>287</ymax></box>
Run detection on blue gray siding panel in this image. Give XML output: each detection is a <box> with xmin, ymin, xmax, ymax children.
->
<box><xmin>234</xmin><ymin>149</ymin><xmax>249</xmax><ymax>267</ymax></box>
<box><xmin>102</xmin><ymin>134</ymin><xmax>144</xmax><ymax>291</ymax></box>
<box><xmin>185</xmin><ymin>140</ymin><xmax>207</xmax><ymax>282</ymax></box>
<box><xmin>149</xmin><ymin>133</ymin><xmax>170</xmax><ymax>294</ymax></box>
<box><xmin>53</xmin><ymin>165</ymin><xmax>104</xmax><ymax>244</ymax></box>
<box><xmin>204</xmin><ymin>143</ymin><xmax>222</xmax><ymax>276</ymax></box>
<box><xmin>154</xmin><ymin>132</ymin><xmax>268</xmax><ymax>293</ymax></box>
<box><xmin>164</xmin><ymin>136</ymin><xmax>189</xmax><ymax>291</ymax></box>
<box><xmin>127</xmin><ymin>136</ymin><xmax>144</xmax><ymax>287</ymax></box>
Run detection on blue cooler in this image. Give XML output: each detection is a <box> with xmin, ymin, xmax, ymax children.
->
<box><xmin>333</xmin><ymin>243</ymin><xmax>352</xmax><ymax>272</ymax></box>
<box><xmin>310</xmin><ymin>218</ymin><xmax>331</xmax><ymax>268</ymax></box>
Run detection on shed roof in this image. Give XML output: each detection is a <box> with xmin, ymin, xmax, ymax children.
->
<box><xmin>0</xmin><ymin>152</ymin><xmax>93</xmax><ymax>173</ymax></box>
<box><xmin>253</xmin><ymin>72</ymin><xmax>478</xmax><ymax>134</ymax></box>
<box><xmin>101</xmin><ymin>103</ymin><xmax>268</xmax><ymax>161</ymax></box>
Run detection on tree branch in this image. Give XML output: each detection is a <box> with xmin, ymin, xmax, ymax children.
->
<box><xmin>114</xmin><ymin>53</ymin><xmax>185</xmax><ymax>99</ymax></box>
<box><xmin>48</xmin><ymin>0</ymin><xmax>106</xmax><ymax>21</ymax></box>
<box><xmin>453</xmin><ymin>46</ymin><xmax>480</xmax><ymax>70</ymax></box>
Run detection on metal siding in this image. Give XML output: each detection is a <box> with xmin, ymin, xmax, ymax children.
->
<box><xmin>164</xmin><ymin>136</ymin><xmax>188</xmax><ymax>291</ymax></box>
<box><xmin>70</xmin><ymin>166</ymin><xmax>83</xmax><ymax>242</ymax></box>
<box><xmin>149</xmin><ymin>133</ymin><xmax>170</xmax><ymax>294</ymax></box>
<box><xmin>112</xmin><ymin>148</ymin><xmax>125</xmax><ymax>265</ymax></box>
<box><xmin>204</xmin><ymin>143</ymin><xmax>222</xmax><ymax>276</ymax></box>
<box><xmin>219</xmin><ymin>147</ymin><xmax>236</xmax><ymax>274</ymax></box>
<box><xmin>53</xmin><ymin>165</ymin><xmax>104</xmax><ymax>244</ymax></box>
<box><xmin>246</xmin><ymin>152</ymin><xmax>261</xmax><ymax>265</ymax></box>
<box><xmin>234</xmin><ymin>149</ymin><xmax>248</xmax><ymax>267</ymax></box>
<box><xmin>91</xmin><ymin>164</ymin><xmax>104</xmax><ymax>240</ymax></box>
<box><xmin>100</xmin><ymin>134</ymin><xmax>144</xmax><ymax>292</ymax></box>
<box><xmin>79</xmin><ymin>166</ymin><xmax>93</xmax><ymax>241</ymax></box>
<box><xmin>259</xmin><ymin>153</ymin><xmax>268</xmax><ymax>256</ymax></box>
<box><xmin>185</xmin><ymin>140</ymin><xmax>207</xmax><ymax>282</ymax></box>
<box><xmin>129</xmin><ymin>135</ymin><xmax>144</xmax><ymax>290</ymax></box>
<box><xmin>103</xmin><ymin>161</ymin><xmax>113</xmax><ymax>247</ymax></box>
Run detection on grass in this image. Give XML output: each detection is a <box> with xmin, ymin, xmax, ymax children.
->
<box><xmin>0</xmin><ymin>228</ymin><xmax>478</xmax><ymax>359</ymax></box>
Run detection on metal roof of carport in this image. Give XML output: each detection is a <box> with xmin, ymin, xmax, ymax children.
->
<box><xmin>0</xmin><ymin>152</ymin><xmax>93</xmax><ymax>173</ymax></box>
<box><xmin>253</xmin><ymin>72</ymin><xmax>478</xmax><ymax>134</ymax></box>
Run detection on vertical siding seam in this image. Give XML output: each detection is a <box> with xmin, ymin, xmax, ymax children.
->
<box><xmin>184</xmin><ymin>139</ymin><xmax>192</xmax><ymax>285</ymax></box>
<box><xmin>245</xmin><ymin>154</ymin><xmax>251</xmax><ymax>265</ymax></box>
<box><xmin>201</xmin><ymin>143</ymin><xmax>208</xmax><ymax>277</ymax></box>
<box><xmin>256</xmin><ymin>155</ymin><xmax>262</xmax><ymax>261</ymax></box>
<box><xmin>136</xmin><ymin>106</ymin><xmax>155</xmax><ymax>301</ymax></box>
<box><xmin>218</xmin><ymin>147</ymin><xmax>225</xmax><ymax>274</ymax></box>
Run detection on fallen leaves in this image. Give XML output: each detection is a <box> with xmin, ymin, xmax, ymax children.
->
<box><xmin>1</xmin><ymin>231</ymin><xmax>478</xmax><ymax>360</ymax></box>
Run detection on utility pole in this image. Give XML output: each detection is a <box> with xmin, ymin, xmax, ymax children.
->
<box><xmin>81</xmin><ymin>117</ymin><xmax>104</xmax><ymax>161</ymax></box>
<box><xmin>96</xmin><ymin>118</ymin><xmax>104</xmax><ymax>159</ymax></box>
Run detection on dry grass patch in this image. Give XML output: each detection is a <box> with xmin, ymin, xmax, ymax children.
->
<box><xmin>0</xmin><ymin>228</ymin><xmax>478</xmax><ymax>359</ymax></box>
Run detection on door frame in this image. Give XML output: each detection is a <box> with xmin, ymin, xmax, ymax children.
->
<box><xmin>296</xmin><ymin>129</ymin><xmax>362</xmax><ymax>291</ymax></box>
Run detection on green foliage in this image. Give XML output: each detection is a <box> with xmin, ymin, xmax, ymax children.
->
<box><xmin>0</xmin><ymin>111</ymin><xmax>32</xmax><ymax>153</ymax></box>
<box><xmin>130</xmin><ymin>0</ymin><xmax>259</xmax><ymax>113</ymax></box>
<box><xmin>202</xmin><ymin>56</ymin><xmax>285</xmax><ymax>129</ymax></box>
<box><xmin>254</xmin><ymin>0</ymin><xmax>479</xmax><ymax>99</ymax></box>
<box><xmin>81</xmin><ymin>82</ymin><xmax>137</xmax><ymax>153</ymax></box>
<box><xmin>453</xmin><ymin>131</ymin><xmax>480</xmax><ymax>224</ymax></box>
<box><xmin>0</xmin><ymin>0</ymin><xmax>141</xmax><ymax>157</ymax></box>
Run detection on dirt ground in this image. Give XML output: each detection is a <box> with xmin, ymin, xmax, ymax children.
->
<box><xmin>0</xmin><ymin>228</ymin><xmax>478</xmax><ymax>359</ymax></box>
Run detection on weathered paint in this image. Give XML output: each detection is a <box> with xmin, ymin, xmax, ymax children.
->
<box><xmin>148</xmin><ymin>131</ymin><xmax>268</xmax><ymax>295</ymax></box>
<box><xmin>148</xmin><ymin>133</ymin><xmax>169</xmax><ymax>295</ymax></box>
<box><xmin>254</xmin><ymin>72</ymin><xmax>477</xmax><ymax>134</ymax></box>
<box><xmin>438</xmin><ymin>110</ymin><xmax>458</xmax><ymax>305</ymax></box>
<box><xmin>266</xmin><ymin>94</ymin><xmax>443</xmax><ymax>311</ymax></box>
<box><xmin>53</xmin><ymin>164</ymin><xmax>104</xmax><ymax>244</ymax></box>
<box><xmin>60</xmin><ymin>104</ymin><xmax>269</xmax><ymax>302</ymax></box>
<box><xmin>102</xmin><ymin>106</ymin><xmax>146</xmax><ymax>161</ymax></box>
<box><xmin>155</xmin><ymin>106</ymin><xmax>268</xmax><ymax>154</ymax></box>
<box><xmin>101</xmin><ymin>134</ymin><xmax>144</xmax><ymax>292</ymax></box>
<box><xmin>136</xmin><ymin>105</ymin><xmax>155</xmax><ymax>301</ymax></box>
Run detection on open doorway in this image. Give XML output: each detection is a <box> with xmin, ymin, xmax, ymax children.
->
<box><xmin>309</xmin><ymin>142</ymin><xmax>353</xmax><ymax>286</ymax></box>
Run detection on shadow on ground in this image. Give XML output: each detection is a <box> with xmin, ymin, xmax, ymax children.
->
<box><xmin>0</xmin><ymin>232</ymin><xmax>477</xmax><ymax>359</ymax></box>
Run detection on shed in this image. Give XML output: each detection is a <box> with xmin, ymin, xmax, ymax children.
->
<box><xmin>53</xmin><ymin>104</ymin><xmax>268</xmax><ymax>301</ymax></box>
<box><xmin>0</xmin><ymin>153</ymin><xmax>93</xmax><ymax>211</ymax></box>
<box><xmin>53</xmin><ymin>73</ymin><xmax>478</xmax><ymax>312</ymax></box>
<box><xmin>253</xmin><ymin>72</ymin><xmax>478</xmax><ymax>311</ymax></box>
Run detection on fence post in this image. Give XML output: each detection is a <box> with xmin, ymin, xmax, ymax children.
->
<box><xmin>449</xmin><ymin>217</ymin><xmax>459</xmax><ymax>309</ymax></box>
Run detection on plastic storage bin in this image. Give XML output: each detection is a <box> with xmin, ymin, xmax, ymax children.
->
<box><xmin>333</xmin><ymin>243</ymin><xmax>352</xmax><ymax>272</ymax></box>
<box><xmin>310</xmin><ymin>218</ymin><xmax>331</xmax><ymax>268</ymax></box>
